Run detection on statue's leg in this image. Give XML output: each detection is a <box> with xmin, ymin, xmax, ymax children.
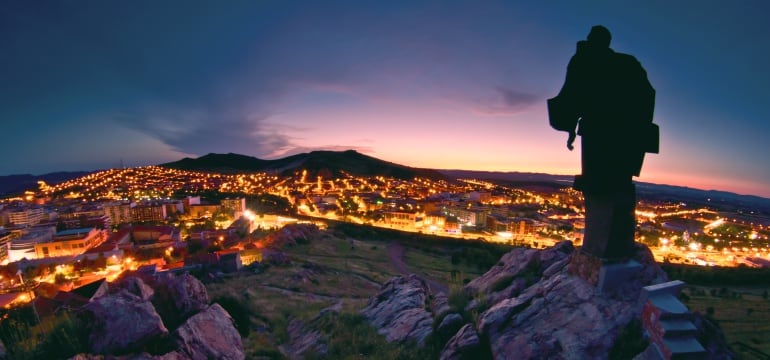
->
<box><xmin>604</xmin><ymin>184</ymin><xmax>636</xmax><ymax>260</ymax></box>
<box><xmin>582</xmin><ymin>191</ymin><xmax>613</xmax><ymax>258</ymax></box>
<box><xmin>581</xmin><ymin>183</ymin><xmax>636</xmax><ymax>261</ymax></box>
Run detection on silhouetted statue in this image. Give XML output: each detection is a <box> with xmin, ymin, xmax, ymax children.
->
<box><xmin>549</xmin><ymin>25</ymin><xmax>658</xmax><ymax>261</ymax></box>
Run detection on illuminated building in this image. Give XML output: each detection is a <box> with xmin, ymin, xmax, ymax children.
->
<box><xmin>8</xmin><ymin>206</ymin><xmax>45</xmax><ymax>227</ymax></box>
<box><xmin>221</xmin><ymin>197</ymin><xmax>246</xmax><ymax>217</ymax></box>
<box><xmin>34</xmin><ymin>227</ymin><xmax>106</xmax><ymax>258</ymax></box>
<box><xmin>104</xmin><ymin>202</ymin><xmax>132</xmax><ymax>225</ymax></box>
<box><xmin>8</xmin><ymin>227</ymin><xmax>55</xmax><ymax>262</ymax></box>
<box><xmin>382</xmin><ymin>211</ymin><xmax>422</xmax><ymax>230</ymax></box>
<box><xmin>189</xmin><ymin>204</ymin><xmax>221</xmax><ymax>218</ymax></box>
<box><xmin>0</xmin><ymin>230</ymin><xmax>16</xmax><ymax>263</ymax></box>
<box><xmin>131</xmin><ymin>225</ymin><xmax>180</xmax><ymax>250</ymax></box>
<box><xmin>182</xmin><ymin>196</ymin><xmax>201</xmax><ymax>214</ymax></box>
<box><xmin>130</xmin><ymin>203</ymin><xmax>168</xmax><ymax>223</ymax></box>
<box><xmin>468</xmin><ymin>191</ymin><xmax>492</xmax><ymax>203</ymax></box>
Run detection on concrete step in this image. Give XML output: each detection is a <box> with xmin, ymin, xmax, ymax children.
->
<box><xmin>663</xmin><ymin>336</ymin><xmax>706</xmax><ymax>360</ymax></box>
<box><xmin>647</xmin><ymin>293</ymin><xmax>690</xmax><ymax>318</ymax></box>
<box><xmin>659</xmin><ymin>319</ymin><xmax>698</xmax><ymax>338</ymax></box>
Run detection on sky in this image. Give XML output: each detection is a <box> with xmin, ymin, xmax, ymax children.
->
<box><xmin>2</xmin><ymin>1</ymin><xmax>769</xmax><ymax>198</ymax></box>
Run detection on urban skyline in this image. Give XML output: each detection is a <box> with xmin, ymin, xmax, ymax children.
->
<box><xmin>2</xmin><ymin>1</ymin><xmax>770</xmax><ymax>198</ymax></box>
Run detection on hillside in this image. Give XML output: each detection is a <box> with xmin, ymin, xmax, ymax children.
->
<box><xmin>0</xmin><ymin>171</ymin><xmax>91</xmax><ymax>196</ymax></box>
<box><xmin>161</xmin><ymin>150</ymin><xmax>446</xmax><ymax>180</ymax></box>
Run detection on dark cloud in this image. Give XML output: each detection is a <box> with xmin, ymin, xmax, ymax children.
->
<box><xmin>111</xmin><ymin>106</ymin><xmax>287</xmax><ymax>157</ymax></box>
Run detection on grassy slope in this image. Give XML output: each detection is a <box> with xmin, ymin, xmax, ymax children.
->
<box><xmin>680</xmin><ymin>286</ymin><xmax>770</xmax><ymax>356</ymax></box>
<box><xmin>206</xmin><ymin>234</ymin><xmax>408</xmax><ymax>358</ymax></box>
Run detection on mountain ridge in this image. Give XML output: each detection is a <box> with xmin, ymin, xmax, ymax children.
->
<box><xmin>160</xmin><ymin>150</ymin><xmax>446</xmax><ymax>181</ymax></box>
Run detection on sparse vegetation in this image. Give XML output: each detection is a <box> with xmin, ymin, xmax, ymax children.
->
<box><xmin>0</xmin><ymin>306</ymin><xmax>87</xmax><ymax>359</ymax></box>
<box><xmin>309</xmin><ymin>312</ymin><xmax>429</xmax><ymax>359</ymax></box>
<box><xmin>676</xmin><ymin>284</ymin><xmax>770</xmax><ymax>355</ymax></box>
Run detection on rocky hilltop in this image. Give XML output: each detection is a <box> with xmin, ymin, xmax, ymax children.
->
<box><xmin>354</xmin><ymin>241</ymin><xmax>733</xmax><ymax>359</ymax></box>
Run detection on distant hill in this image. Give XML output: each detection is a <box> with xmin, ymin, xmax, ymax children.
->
<box><xmin>160</xmin><ymin>150</ymin><xmax>446</xmax><ymax>180</ymax></box>
<box><xmin>439</xmin><ymin>169</ymin><xmax>770</xmax><ymax>213</ymax></box>
<box><xmin>0</xmin><ymin>171</ymin><xmax>92</xmax><ymax>196</ymax></box>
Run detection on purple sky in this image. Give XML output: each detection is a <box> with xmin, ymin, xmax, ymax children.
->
<box><xmin>2</xmin><ymin>1</ymin><xmax>770</xmax><ymax>198</ymax></box>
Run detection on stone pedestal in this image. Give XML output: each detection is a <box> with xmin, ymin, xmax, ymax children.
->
<box><xmin>597</xmin><ymin>259</ymin><xmax>643</xmax><ymax>293</ymax></box>
<box><xmin>581</xmin><ymin>184</ymin><xmax>636</xmax><ymax>260</ymax></box>
<box><xmin>569</xmin><ymin>250</ymin><xmax>644</xmax><ymax>293</ymax></box>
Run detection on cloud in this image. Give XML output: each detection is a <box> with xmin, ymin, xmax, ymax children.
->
<box><xmin>111</xmin><ymin>105</ymin><xmax>292</xmax><ymax>157</ymax></box>
<box><xmin>441</xmin><ymin>86</ymin><xmax>541</xmax><ymax>117</ymax></box>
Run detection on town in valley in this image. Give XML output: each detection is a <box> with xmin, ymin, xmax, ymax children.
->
<box><xmin>1</xmin><ymin>155</ymin><xmax>769</xmax><ymax>307</ymax></box>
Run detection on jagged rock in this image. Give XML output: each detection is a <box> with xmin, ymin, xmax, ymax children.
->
<box><xmin>361</xmin><ymin>274</ymin><xmax>434</xmax><ymax>346</ymax></box>
<box><xmin>161</xmin><ymin>273</ymin><xmax>210</xmax><ymax>318</ymax></box>
<box><xmin>264</xmin><ymin>223</ymin><xmax>320</xmax><ymax>247</ymax></box>
<box><xmin>279</xmin><ymin>318</ymin><xmax>327</xmax><ymax>360</ymax></box>
<box><xmin>465</xmin><ymin>242</ymin><xmax>669</xmax><ymax>359</ymax></box>
<box><xmin>440</xmin><ymin>324</ymin><xmax>482</xmax><ymax>360</ymax></box>
<box><xmin>464</xmin><ymin>241</ymin><xmax>574</xmax><ymax>302</ymax></box>
<box><xmin>113</xmin><ymin>276</ymin><xmax>155</xmax><ymax>301</ymax></box>
<box><xmin>173</xmin><ymin>304</ymin><xmax>244</xmax><ymax>360</ymax></box>
<box><xmin>82</xmin><ymin>290</ymin><xmax>169</xmax><ymax>355</ymax></box>
<box><xmin>431</xmin><ymin>292</ymin><xmax>451</xmax><ymax>320</ymax></box>
<box><xmin>437</xmin><ymin>313</ymin><xmax>464</xmax><ymax>338</ymax></box>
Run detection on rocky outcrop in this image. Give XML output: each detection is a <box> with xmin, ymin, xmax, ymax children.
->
<box><xmin>452</xmin><ymin>241</ymin><xmax>745</xmax><ymax>359</ymax></box>
<box><xmin>82</xmin><ymin>290</ymin><xmax>169</xmax><ymax>354</ymax></box>
<box><xmin>264</xmin><ymin>223</ymin><xmax>320</xmax><ymax>247</ymax></box>
<box><xmin>280</xmin><ymin>318</ymin><xmax>327</xmax><ymax>360</ymax></box>
<box><xmin>440</xmin><ymin>324</ymin><xmax>482</xmax><ymax>360</ymax></box>
<box><xmin>464</xmin><ymin>241</ymin><xmax>574</xmax><ymax>305</ymax></box>
<box><xmin>278</xmin><ymin>302</ymin><xmax>345</xmax><ymax>359</ymax></box>
<box><xmin>159</xmin><ymin>273</ymin><xmax>210</xmax><ymax>318</ymax></box>
<box><xmin>361</xmin><ymin>274</ymin><xmax>434</xmax><ymax>346</ymax></box>
<box><xmin>112</xmin><ymin>276</ymin><xmax>155</xmax><ymax>301</ymax></box>
<box><xmin>358</xmin><ymin>241</ymin><xmax>734</xmax><ymax>359</ymax></box>
<box><xmin>461</xmin><ymin>242</ymin><xmax>669</xmax><ymax>359</ymax></box>
<box><xmin>173</xmin><ymin>304</ymin><xmax>244</xmax><ymax>360</ymax></box>
<box><xmin>71</xmin><ymin>274</ymin><xmax>243</xmax><ymax>360</ymax></box>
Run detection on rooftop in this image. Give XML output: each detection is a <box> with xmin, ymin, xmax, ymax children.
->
<box><xmin>55</xmin><ymin>227</ymin><xmax>95</xmax><ymax>236</ymax></box>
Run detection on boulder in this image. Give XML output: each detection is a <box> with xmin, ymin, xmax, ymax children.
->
<box><xmin>431</xmin><ymin>292</ymin><xmax>451</xmax><ymax>320</ymax></box>
<box><xmin>437</xmin><ymin>313</ymin><xmax>464</xmax><ymax>338</ymax></box>
<box><xmin>82</xmin><ymin>290</ymin><xmax>169</xmax><ymax>355</ymax></box>
<box><xmin>440</xmin><ymin>324</ymin><xmax>482</xmax><ymax>360</ymax></box>
<box><xmin>361</xmin><ymin>274</ymin><xmax>434</xmax><ymax>346</ymax></box>
<box><xmin>114</xmin><ymin>276</ymin><xmax>155</xmax><ymax>301</ymax></box>
<box><xmin>279</xmin><ymin>318</ymin><xmax>327</xmax><ymax>360</ymax></box>
<box><xmin>464</xmin><ymin>241</ymin><xmax>574</xmax><ymax>300</ymax></box>
<box><xmin>173</xmin><ymin>304</ymin><xmax>244</xmax><ymax>360</ymax></box>
<box><xmin>161</xmin><ymin>273</ymin><xmax>210</xmax><ymax>318</ymax></box>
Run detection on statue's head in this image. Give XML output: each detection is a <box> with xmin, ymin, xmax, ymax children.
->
<box><xmin>587</xmin><ymin>25</ymin><xmax>611</xmax><ymax>48</ymax></box>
